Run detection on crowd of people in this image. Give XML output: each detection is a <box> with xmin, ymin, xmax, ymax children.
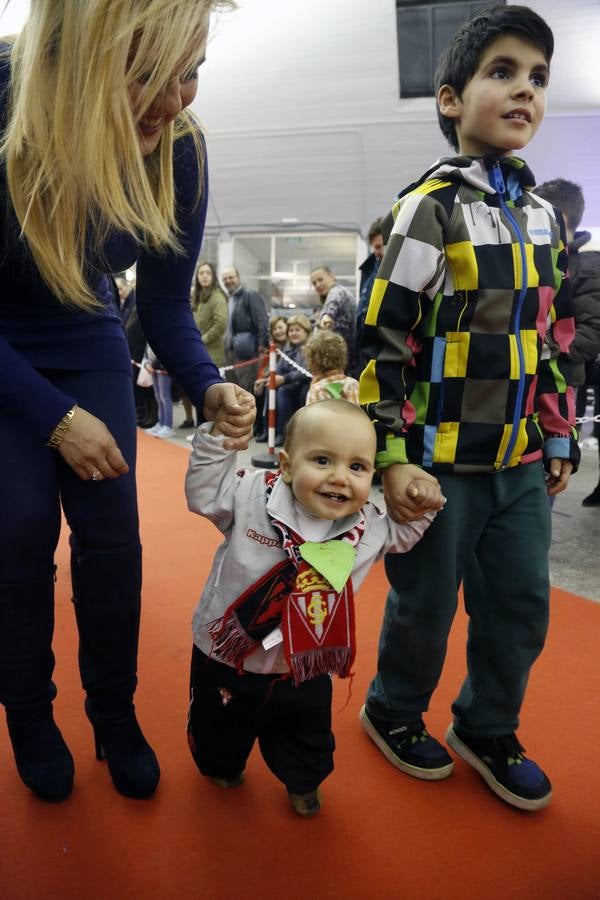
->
<box><xmin>2</xmin><ymin>0</ymin><xmax>598</xmax><ymax>828</ymax></box>
<box><xmin>123</xmin><ymin>251</ymin><xmax>377</xmax><ymax>443</ymax></box>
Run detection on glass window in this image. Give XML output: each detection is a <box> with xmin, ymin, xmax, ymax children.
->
<box><xmin>232</xmin><ymin>233</ymin><xmax>359</xmax><ymax>312</ymax></box>
<box><xmin>397</xmin><ymin>1</ymin><xmax>502</xmax><ymax>98</ymax></box>
<box><xmin>197</xmin><ymin>236</ymin><xmax>219</xmax><ymax>270</ymax></box>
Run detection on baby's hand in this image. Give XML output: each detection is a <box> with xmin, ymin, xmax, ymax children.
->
<box><xmin>383</xmin><ymin>464</ymin><xmax>441</xmax><ymax>522</ymax></box>
<box><xmin>406</xmin><ymin>478</ymin><xmax>446</xmax><ymax>511</ymax></box>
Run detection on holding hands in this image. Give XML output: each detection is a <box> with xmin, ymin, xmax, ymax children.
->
<box><xmin>57</xmin><ymin>383</ymin><xmax>256</xmax><ymax>481</ymax></box>
<box><xmin>383</xmin><ymin>464</ymin><xmax>446</xmax><ymax>522</ymax></box>
<box><xmin>203</xmin><ymin>382</ymin><xmax>256</xmax><ymax>450</ymax></box>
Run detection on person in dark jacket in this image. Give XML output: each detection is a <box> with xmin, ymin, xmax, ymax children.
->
<box><xmin>116</xmin><ymin>276</ymin><xmax>158</xmax><ymax>428</ymax></box>
<box><xmin>356</xmin><ymin>218</ymin><xmax>385</xmax><ymax>365</ymax></box>
<box><xmin>535</xmin><ymin>179</ymin><xmax>600</xmax><ymax>506</ymax></box>
<box><xmin>310</xmin><ymin>266</ymin><xmax>357</xmax><ymax>375</ymax></box>
<box><xmin>0</xmin><ymin>0</ymin><xmax>254</xmax><ymax>806</ymax></box>
<box><xmin>222</xmin><ymin>267</ymin><xmax>269</xmax><ymax>393</ymax></box>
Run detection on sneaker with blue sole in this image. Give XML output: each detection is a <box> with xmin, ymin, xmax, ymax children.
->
<box><xmin>360</xmin><ymin>705</ymin><xmax>454</xmax><ymax>780</ymax></box>
<box><xmin>446</xmin><ymin>725</ymin><xmax>552</xmax><ymax>811</ymax></box>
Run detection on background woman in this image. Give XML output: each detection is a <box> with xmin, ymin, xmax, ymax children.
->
<box><xmin>256</xmin><ymin>314</ymin><xmax>312</xmax><ymax>445</ymax></box>
<box><xmin>191</xmin><ymin>261</ymin><xmax>228</xmax><ymax>368</ymax></box>
<box><xmin>0</xmin><ymin>0</ymin><xmax>253</xmax><ymax>805</ymax></box>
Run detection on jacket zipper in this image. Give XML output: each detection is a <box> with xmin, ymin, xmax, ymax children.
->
<box><xmin>491</xmin><ymin>161</ymin><xmax>528</xmax><ymax>469</ymax></box>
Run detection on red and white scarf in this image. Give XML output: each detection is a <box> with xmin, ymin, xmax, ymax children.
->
<box><xmin>207</xmin><ymin>472</ymin><xmax>365</xmax><ymax>685</ymax></box>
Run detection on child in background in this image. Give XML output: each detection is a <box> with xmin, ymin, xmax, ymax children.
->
<box><xmin>185</xmin><ymin>400</ymin><xmax>444</xmax><ymax>817</ymax></box>
<box><xmin>304</xmin><ymin>330</ymin><xmax>360</xmax><ymax>405</ymax></box>
<box><xmin>143</xmin><ymin>345</ymin><xmax>174</xmax><ymax>438</ymax></box>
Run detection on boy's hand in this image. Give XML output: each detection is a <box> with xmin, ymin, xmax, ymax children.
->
<box><xmin>382</xmin><ymin>464</ymin><xmax>444</xmax><ymax>522</ymax></box>
<box><xmin>406</xmin><ymin>477</ymin><xmax>446</xmax><ymax>510</ymax></box>
<box><xmin>546</xmin><ymin>458</ymin><xmax>573</xmax><ymax>496</ymax></box>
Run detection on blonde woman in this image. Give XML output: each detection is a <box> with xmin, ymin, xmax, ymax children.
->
<box><xmin>0</xmin><ymin>0</ymin><xmax>254</xmax><ymax>804</ymax></box>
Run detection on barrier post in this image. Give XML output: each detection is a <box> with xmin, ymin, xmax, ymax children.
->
<box><xmin>251</xmin><ymin>342</ymin><xmax>279</xmax><ymax>469</ymax></box>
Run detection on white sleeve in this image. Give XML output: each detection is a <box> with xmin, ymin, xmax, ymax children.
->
<box><xmin>381</xmin><ymin>509</ymin><xmax>437</xmax><ymax>556</ymax></box>
<box><xmin>184</xmin><ymin>423</ymin><xmax>239</xmax><ymax>533</ymax></box>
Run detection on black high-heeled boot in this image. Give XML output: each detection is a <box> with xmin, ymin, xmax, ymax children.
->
<box><xmin>84</xmin><ymin>697</ymin><xmax>159</xmax><ymax>799</ymax></box>
<box><xmin>0</xmin><ymin>572</ymin><xmax>74</xmax><ymax>802</ymax></box>
<box><xmin>7</xmin><ymin>705</ymin><xmax>74</xmax><ymax>803</ymax></box>
<box><xmin>71</xmin><ymin>544</ymin><xmax>160</xmax><ymax>799</ymax></box>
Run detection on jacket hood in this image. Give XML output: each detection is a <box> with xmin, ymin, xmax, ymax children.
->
<box><xmin>400</xmin><ymin>155</ymin><xmax>536</xmax><ymax>199</ymax></box>
<box><xmin>570</xmin><ymin>230</ymin><xmax>591</xmax><ymax>254</ymax></box>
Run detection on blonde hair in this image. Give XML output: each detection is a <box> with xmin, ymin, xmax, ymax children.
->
<box><xmin>304</xmin><ymin>329</ymin><xmax>348</xmax><ymax>375</ymax></box>
<box><xmin>286</xmin><ymin>314</ymin><xmax>312</xmax><ymax>337</ymax></box>
<box><xmin>1</xmin><ymin>0</ymin><xmax>233</xmax><ymax>311</ymax></box>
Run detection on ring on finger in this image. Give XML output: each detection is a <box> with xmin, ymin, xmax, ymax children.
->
<box><xmin>91</xmin><ymin>469</ymin><xmax>103</xmax><ymax>481</ymax></box>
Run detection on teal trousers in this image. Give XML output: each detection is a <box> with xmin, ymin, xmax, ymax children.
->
<box><xmin>366</xmin><ymin>462</ymin><xmax>551</xmax><ymax>738</ymax></box>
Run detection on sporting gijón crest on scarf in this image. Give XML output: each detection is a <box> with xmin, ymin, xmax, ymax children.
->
<box><xmin>207</xmin><ymin>471</ymin><xmax>365</xmax><ymax>685</ymax></box>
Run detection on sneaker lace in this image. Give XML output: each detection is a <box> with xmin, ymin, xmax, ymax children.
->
<box><xmin>493</xmin><ymin>734</ymin><xmax>526</xmax><ymax>766</ymax></box>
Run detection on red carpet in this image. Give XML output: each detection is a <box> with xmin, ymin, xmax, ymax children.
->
<box><xmin>1</xmin><ymin>434</ymin><xmax>599</xmax><ymax>899</ymax></box>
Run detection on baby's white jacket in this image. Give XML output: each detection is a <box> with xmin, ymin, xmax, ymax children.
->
<box><xmin>185</xmin><ymin>424</ymin><xmax>436</xmax><ymax>675</ymax></box>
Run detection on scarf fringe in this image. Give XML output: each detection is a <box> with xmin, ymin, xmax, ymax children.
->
<box><xmin>290</xmin><ymin>648</ymin><xmax>353</xmax><ymax>686</ymax></box>
<box><xmin>208</xmin><ymin>613</ymin><xmax>257</xmax><ymax>668</ymax></box>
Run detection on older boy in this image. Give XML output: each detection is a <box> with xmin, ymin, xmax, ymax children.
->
<box><xmin>359</xmin><ymin>5</ymin><xmax>579</xmax><ymax>811</ymax></box>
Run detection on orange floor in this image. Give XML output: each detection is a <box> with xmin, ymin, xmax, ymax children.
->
<box><xmin>1</xmin><ymin>435</ymin><xmax>599</xmax><ymax>899</ymax></box>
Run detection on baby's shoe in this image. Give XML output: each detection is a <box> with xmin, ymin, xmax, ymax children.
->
<box><xmin>208</xmin><ymin>772</ymin><xmax>245</xmax><ymax>788</ymax></box>
<box><xmin>287</xmin><ymin>787</ymin><xmax>322</xmax><ymax>817</ymax></box>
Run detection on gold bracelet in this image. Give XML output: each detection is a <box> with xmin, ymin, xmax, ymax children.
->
<box><xmin>46</xmin><ymin>405</ymin><xmax>78</xmax><ymax>449</ymax></box>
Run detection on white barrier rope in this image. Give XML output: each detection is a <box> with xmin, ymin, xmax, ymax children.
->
<box><xmin>274</xmin><ymin>347</ymin><xmax>312</xmax><ymax>379</ymax></box>
<box><xmin>134</xmin><ymin>355</ymin><xmax>600</xmax><ymax>427</ymax></box>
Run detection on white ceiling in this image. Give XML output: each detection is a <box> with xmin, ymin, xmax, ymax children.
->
<box><xmin>1</xmin><ymin>1</ymin><xmax>598</xmax><ymax>238</ymax></box>
<box><xmin>197</xmin><ymin>0</ymin><xmax>600</xmax><ymax>237</ymax></box>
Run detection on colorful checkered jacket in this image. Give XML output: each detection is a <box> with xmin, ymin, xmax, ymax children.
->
<box><xmin>359</xmin><ymin>155</ymin><xmax>580</xmax><ymax>474</ymax></box>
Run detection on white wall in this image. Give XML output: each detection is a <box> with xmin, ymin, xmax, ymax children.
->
<box><xmin>199</xmin><ymin>0</ymin><xmax>600</xmax><ymax>233</ymax></box>
<box><xmin>2</xmin><ymin>0</ymin><xmax>599</xmax><ymax>231</ymax></box>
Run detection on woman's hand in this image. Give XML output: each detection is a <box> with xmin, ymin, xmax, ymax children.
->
<box><xmin>57</xmin><ymin>407</ymin><xmax>129</xmax><ymax>481</ymax></box>
<box><xmin>202</xmin><ymin>383</ymin><xmax>256</xmax><ymax>450</ymax></box>
<box><xmin>320</xmin><ymin>314</ymin><xmax>334</xmax><ymax>330</ymax></box>
<box><xmin>254</xmin><ymin>377</ymin><xmax>267</xmax><ymax>396</ymax></box>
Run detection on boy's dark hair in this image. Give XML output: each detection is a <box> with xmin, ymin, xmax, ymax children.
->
<box><xmin>534</xmin><ymin>179</ymin><xmax>585</xmax><ymax>231</ymax></box>
<box><xmin>434</xmin><ymin>4</ymin><xmax>554</xmax><ymax>151</ymax></box>
<box><xmin>367</xmin><ymin>218</ymin><xmax>384</xmax><ymax>242</ymax></box>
